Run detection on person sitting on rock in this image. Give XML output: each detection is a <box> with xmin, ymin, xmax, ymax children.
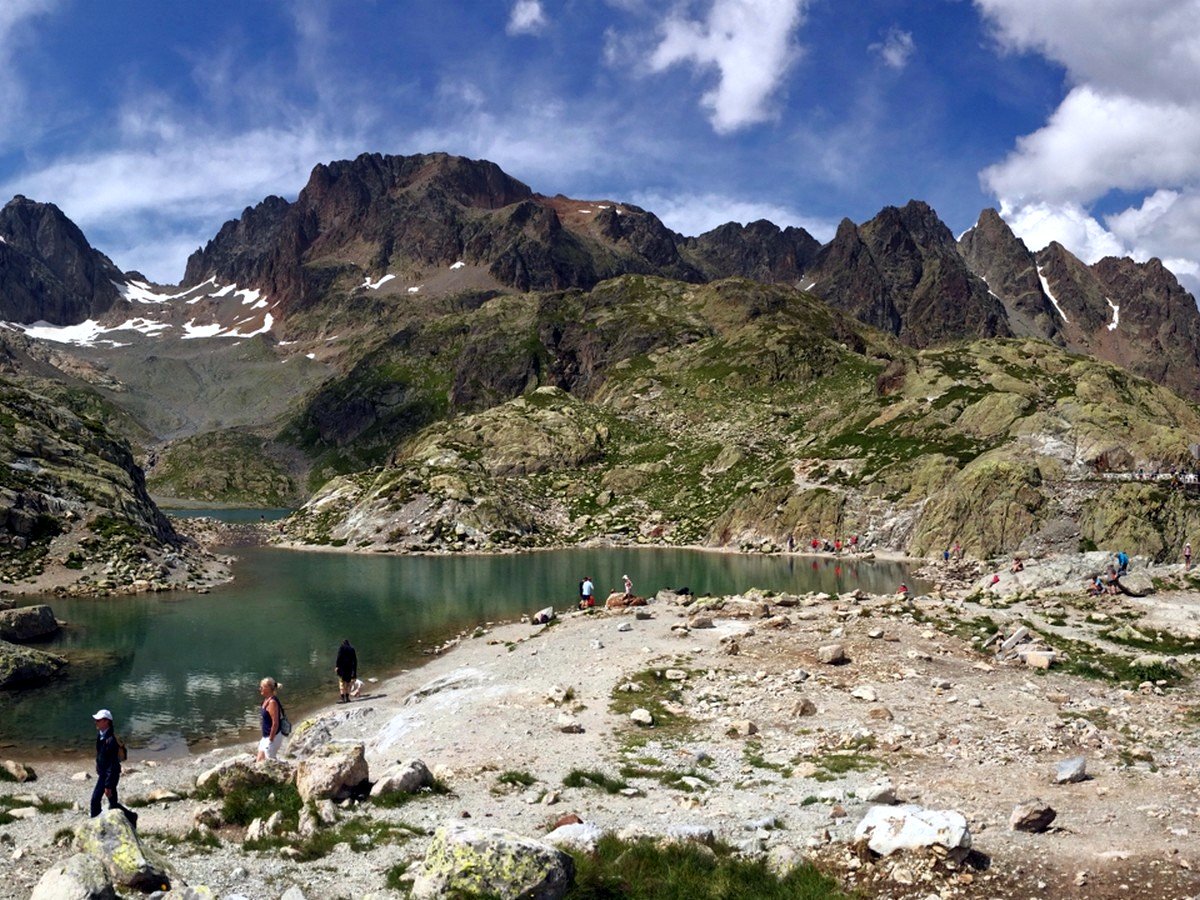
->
<box><xmin>1010</xmin><ymin>557</ymin><xmax>1024</xmax><ymax>573</ymax></box>
<box><xmin>1088</xmin><ymin>576</ymin><xmax>1104</xmax><ymax>596</ymax></box>
<box><xmin>897</xmin><ymin>583</ymin><xmax>909</xmax><ymax>597</ymax></box>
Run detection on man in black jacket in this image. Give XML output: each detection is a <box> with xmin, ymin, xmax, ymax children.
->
<box><xmin>335</xmin><ymin>639</ymin><xmax>358</xmax><ymax>703</ymax></box>
<box><xmin>91</xmin><ymin>709</ymin><xmax>136</xmax><ymax>828</ymax></box>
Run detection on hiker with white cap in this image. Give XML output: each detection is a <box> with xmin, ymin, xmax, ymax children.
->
<box><xmin>90</xmin><ymin>708</ymin><xmax>135</xmax><ymax>827</ymax></box>
<box><xmin>623</xmin><ymin>574</ymin><xmax>633</xmax><ymax>598</ymax></box>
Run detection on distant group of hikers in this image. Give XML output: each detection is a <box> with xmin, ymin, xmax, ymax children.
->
<box><xmin>577</xmin><ymin>573</ymin><xmax>634</xmax><ymax>609</ymax></box>
<box><xmin>785</xmin><ymin>534</ymin><xmax>859</xmax><ymax>553</ymax></box>
<box><xmin>88</xmin><ymin>638</ymin><xmax>364</xmax><ymax>824</ymax></box>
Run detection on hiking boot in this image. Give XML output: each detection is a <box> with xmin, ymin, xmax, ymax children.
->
<box><xmin>124</xmin><ymin>808</ymin><xmax>138</xmax><ymax>829</ymax></box>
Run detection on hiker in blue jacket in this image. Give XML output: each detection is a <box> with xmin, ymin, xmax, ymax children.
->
<box><xmin>91</xmin><ymin>708</ymin><xmax>136</xmax><ymax>828</ymax></box>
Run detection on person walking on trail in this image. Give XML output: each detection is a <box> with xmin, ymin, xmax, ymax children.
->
<box><xmin>256</xmin><ymin>677</ymin><xmax>285</xmax><ymax>761</ymax></box>
<box><xmin>581</xmin><ymin>576</ymin><xmax>595</xmax><ymax>609</ymax></box>
<box><xmin>335</xmin><ymin>639</ymin><xmax>358</xmax><ymax>703</ymax></box>
<box><xmin>91</xmin><ymin>709</ymin><xmax>136</xmax><ymax>828</ymax></box>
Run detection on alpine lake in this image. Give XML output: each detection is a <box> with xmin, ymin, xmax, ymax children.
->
<box><xmin>1</xmin><ymin>511</ymin><xmax>926</xmax><ymax>759</ymax></box>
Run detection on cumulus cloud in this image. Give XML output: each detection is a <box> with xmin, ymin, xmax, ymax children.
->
<box><xmin>507</xmin><ymin>0</ymin><xmax>548</xmax><ymax>36</ymax></box>
<box><xmin>869</xmin><ymin>27</ymin><xmax>915</xmax><ymax>70</ymax></box>
<box><xmin>0</xmin><ymin>0</ymin><xmax>57</xmax><ymax>143</ymax></box>
<box><xmin>648</xmin><ymin>0</ymin><xmax>809</xmax><ymax>134</ymax></box>
<box><xmin>976</xmin><ymin>0</ymin><xmax>1200</xmax><ymax>293</ymax></box>
<box><xmin>632</xmin><ymin>190</ymin><xmax>836</xmax><ymax>241</ymax></box>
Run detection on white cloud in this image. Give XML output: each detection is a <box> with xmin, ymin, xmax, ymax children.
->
<box><xmin>632</xmin><ymin>190</ymin><xmax>836</xmax><ymax>241</ymax></box>
<box><xmin>976</xmin><ymin>0</ymin><xmax>1200</xmax><ymax>293</ymax></box>
<box><xmin>982</xmin><ymin>87</ymin><xmax>1200</xmax><ymax>206</ymax></box>
<box><xmin>869</xmin><ymin>27</ymin><xmax>915</xmax><ymax>70</ymax></box>
<box><xmin>998</xmin><ymin>199</ymin><xmax>1125</xmax><ymax>262</ymax></box>
<box><xmin>0</xmin><ymin>0</ymin><xmax>57</xmax><ymax>143</ymax></box>
<box><xmin>507</xmin><ymin>0</ymin><xmax>548</xmax><ymax>36</ymax></box>
<box><xmin>648</xmin><ymin>0</ymin><xmax>809</xmax><ymax>134</ymax></box>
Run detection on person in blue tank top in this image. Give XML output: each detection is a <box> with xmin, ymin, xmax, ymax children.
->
<box><xmin>256</xmin><ymin>677</ymin><xmax>284</xmax><ymax>761</ymax></box>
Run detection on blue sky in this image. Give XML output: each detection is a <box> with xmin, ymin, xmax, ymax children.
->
<box><xmin>0</xmin><ymin>0</ymin><xmax>1197</xmax><ymax>294</ymax></box>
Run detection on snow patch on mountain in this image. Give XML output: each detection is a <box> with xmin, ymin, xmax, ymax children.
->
<box><xmin>9</xmin><ymin>316</ymin><xmax>170</xmax><ymax>346</ymax></box>
<box><xmin>1106</xmin><ymin>298</ymin><xmax>1120</xmax><ymax>331</ymax></box>
<box><xmin>450</xmin><ymin>261</ymin><xmax>466</xmax><ymax>270</ymax></box>
<box><xmin>1036</xmin><ymin>266</ymin><xmax>1069</xmax><ymax>323</ymax></box>
<box><xmin>362</xmin><ymin>274</ymin><xmax>396</xmax><ymax>290</ymax></box>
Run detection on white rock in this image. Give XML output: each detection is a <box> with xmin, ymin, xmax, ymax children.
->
<box><xmin>854</xmin><ymin>804</ymin><xmax>971</xmax><ymax>856</ymax></box>
<box><xmin>630</xmin><ymin>708</ymin><xmax>654</xmax><ymax>726</ymax></box>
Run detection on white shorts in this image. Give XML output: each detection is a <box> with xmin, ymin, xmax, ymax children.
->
<box><xmin>257</xmin><ymin>734</ymin><xmax>283</xmax><ymax>759</ymax></box>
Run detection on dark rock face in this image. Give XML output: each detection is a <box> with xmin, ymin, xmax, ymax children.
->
<box><xmin>958</xmin><ymin>208</ymin><xmax>1061</xmax><ymax>341</ymax></box>
<box><xmin>962</xmin><ymin>212</ymin><xmax>1200</xmax><ymax>402</ymax></box>
<box><xmin>684</xmin><ymin>219</ymin><xmax>820</xmax><ymax>284</ymax></box>
<box><xmin>803</xmin><ymin>202</ymin><xmax>1010</xmax><ymax>347</ymax></box>
<box><xmin>1089</xmin><ymin>255</ymin><xmax>1200</xmax><ymax>401</ymax></box>
<box><xmin>0</xmin><ymin>196</ymin><xmax>124</xmax><ymax>325</ymax></box>
<box><xmin>184</xmin><ymin>153</ymin><xmax>715</xmax><ymax>311</ymax></box>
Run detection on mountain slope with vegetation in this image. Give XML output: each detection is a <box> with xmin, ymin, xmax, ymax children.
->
<box><xmin>283</xmin><ymin>275</ymin><xmax>1200</xmax><ymax>561</ymax></box>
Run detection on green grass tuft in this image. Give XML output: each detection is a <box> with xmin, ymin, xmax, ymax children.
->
<box><xmin>564</xmin><ymin>834</ymin><xmax>846</xmax><ymax>899</ymax></box>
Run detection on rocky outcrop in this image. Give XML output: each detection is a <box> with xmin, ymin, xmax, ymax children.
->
<box><xmin>182</xmin><ymin>152</ymin><xmax>707</xmax><ymax>317</ymax></box>
<box><xmin>370</xmin><ymin>758</ymin><xmax>434</xmax><ymax>798</ymax></box>
<box><xmin>411</xmin><ymin>822</ymin><xmax>575</xmax><ymax>900</ymax></box>
<box><xmin>0</xmin><ymin>373</ymin><xmax>182</xmax><ymax>587</ymax></box>
<box><xmin>73</xmin><ymin>809</ymin><xmax>173</xmax><ymax>893</ymax></box>
<box><xmin>0</xmin><ymin>196</ymin><xmax>125</xmax><ymax>325</ymax></box>
<box><xmin>0</xmin><ymin>604</ymin><xmax>60</xmax><ymax>642</ymax></box>
<box><xmin>683</xmin><ymin>219</ymin><xmax>820</xmax><ymax>284</ymax></box>
<box><xmin>0</xmin><ymin>639</ymin><xmax>66</xmax><ymax>688</ymax></box>
<box><xmin>30</xmin><ymin>853</ymin><xmax>116</xmax><ymax>900</ymax></box>
<box><xmin>855</xmin><ymin>805</ymin><xmax>971</xmax><ymax>856</ymax></box>
<box><xmin>803</xmin><ymin>202</ymin><xmax>1010</xmax><ymax>347</ymax></box>
<box><xmin>195</xmin><ymin>755</ymin><xmax>293</xmax><ymax>795</ymax></box>
<box><xmin>958</xmin><ymin>208</ymin><xmax>1061</xmax><ymax>342</ymax></box>
<box><xmin>961</xmin><ymin>212</ymin><xmax>1200</xmax><ymax>402</ymax></box>
<box><xmin>295</xmin><ymin>742</ymin><xmax>369</xmax><ymax>802</ymax></box>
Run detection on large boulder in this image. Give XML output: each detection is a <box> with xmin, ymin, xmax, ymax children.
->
<box><xmin>411</xmin><ymin>823</ymin><xmax>575</xmax><ymax>900</ymax></box>
<box><xmin>195</xmin><ymin>754</ymin><xmax>293</xmax><ymax>795</ymax></box>
<box><xmin>1</xmin><ymin>758</ymin><xmax>36</xmax><ymax>782</ymax></box>
<box><xmin>854</xmin><ymin>804</ymin><xmax>971</xmax><ymax>856</ymax></box>
<box><xmin>30</xmin><ymin>852</ymin><xmax>116</xmax><ymax>900</ymax></box>
<box><xmin>0</xmin><ymin>604</ymin><xmax>60</xmax><ymax>641</ymax></box>
<box><xmin>295</xmin><ymin>742</ymin><xmax>369</xmax><ymax>802</ymax></box>
<box><xmin>0</xmin><ymin>638</ymin><xmax>66</xmax><ymax>688</ymax></box>
<box><xmin>74</xmin><ymin>809</ymin><xmax>173</xmax><ymax>893</ymax></box>
<box><xmin>370</xmin><ymin>758</ymin><xmax>433</xmax><ymax>798</ymax></box>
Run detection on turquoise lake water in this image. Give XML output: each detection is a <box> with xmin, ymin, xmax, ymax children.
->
<box><xmin>0</xmin><ymin>541</ymin><xmax>922</xmax><ymax>757</ymax></box>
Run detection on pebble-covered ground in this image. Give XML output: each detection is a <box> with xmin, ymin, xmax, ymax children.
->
<box><xmin>4</xmin><ymin>565</ymin><xmax>1200</xmax><ymax>898</ymax></box>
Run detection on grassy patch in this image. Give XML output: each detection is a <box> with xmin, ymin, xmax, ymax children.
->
<box><xmin>565</xmin><ymin>834</ymin><xmax>846</xmax><ymax>899</ymax></box>
<box><xmin>563</xmin><ymin>769</ymin><xmax>629</xmax><ymax>795</ymax></box>
<box><xmin>809</xmin><ymin>751</ymin><xmax>880</xmax><ymax>782</ymax></box>
<box><xmin>218</xmin><ymin>782</ymin><xmax>303</xmax><ymax>830</ymax></box>
<box><xmin>609</xmin><ymin>669</ymin><xmax>695</xmax><ymax>739</ymax></box>
<box><xmin>496</xmin><ymin>770</ymin><xmax>537</xmax><ymax>788</ymax></box>
<box><xmin>370</xmin><ymin>780</ymin><xmax>451</xmax><ymax>808</ymax></box>
<box><xmin>743</xmin><ymin>741</ymin><xmax>792</xmax><ymax>777</ymax></box>
<box><xmin>618</xmin><ymin>765</ymin><xmax>713</xmax><ymax>791</ymax></box>
<box><xmin>1034</xmin><ymin>628</ymin><xmax>1187</xmax><ymax>687</ymax></box>
<box><xmin>384</xmin><ymin>862</ymin><xmax>410</xmax><ymax>892</ymax></box>
<box><xmin>245</xmin><ymin>814</ymin><xmax>421</xmax><ymax>860</ymax></box>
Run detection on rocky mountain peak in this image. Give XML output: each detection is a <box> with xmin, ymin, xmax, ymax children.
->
<box><xmin>958</xmin><ymin>207</ymin><xmax>1060</xmax><ymax>341</ymax></box>
<box><xmin>0</xmin><ymin>195</ymin><xmax>124</xmax><ymax>325</ymax></box>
